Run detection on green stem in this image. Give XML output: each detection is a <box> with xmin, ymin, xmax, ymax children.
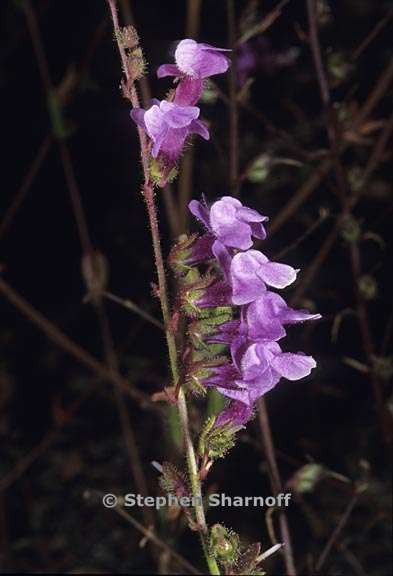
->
<box><xmin>106</xmin><ymin>2</ymin><xmax>220</xmax><ymax>573</ymax></box>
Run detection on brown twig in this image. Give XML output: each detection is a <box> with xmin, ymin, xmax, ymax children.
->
<box><xmin>269</xmin><ymin>55</ymin><xmax>393</xmax><ymax>236</ymax></box>
<box><xmin>0</xmin><ymin>390</ymin><xmax>92</xmax><ymax>492</ymax></box>
<box><xmin>0</xmin><ymin>17</ymin><xmax>106</xmax><ymax>242</ymax></box>
<box><xmin>257</xmin><ymin>398</ymin><xmax>297</xmax><ymax>576</ymax></box>
<box><xmin>0</xmin><ymin>276</ymin><xmax>156</xmax><ymax>411</ymax></box>
<box><xmin>305</xmin><ymin>2</ymin><xmax>391</xmax><ymax>444</ymax></box>
<box><xmin>88</xmin><ymin>490</ymin><xmax>200</xmax><ymax>574</ymax></box>
<box><xmin>0</xmin><ymin>135</ymin><xmax>53</xmax><ymax>240</ymax></box>
<box><xmin>227</xmin><ymin>0</ymin><xmax>240</xmax><ymax>197</ymax></box>
<box><xmin>25</xmin><ymin>0</ymin><xmax>156</xmax><ymax>535</ymax></box>
<box><xmin>102</xmin><ymin>290</ymin><xmax>164</xmax><ymax>330</ymax></box>
<box><xmin>351</xmin><ymin>6</ymin><xmax>393</xmax><ymax>61</ymax></box>
<box><xmin>315</xmin><ymin>489</ymin><xmax>362</xmax><ymax>573</ymax></box>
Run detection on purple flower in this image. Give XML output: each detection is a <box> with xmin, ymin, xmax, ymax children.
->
<box><xmin>229</xmin><ymin>250</ymin><xmax>298</xmax><ymax>305</ymax></box>
<box><xmin>205</xmin><ymin>292</ymin><xmax>320</xmax><ymax>345</ymax></box>
<box><xmin>184</xmin><ymin>193</ymin><xmax>320</xmax><ymax>431</ymax></box>
<box><xmin>207</xmin><ymin>339</ymin><xmax>315</xmax><ymax>405</ymax></box>
<box><xmin>212</xmin><ymin>243</ymin><xmax>297</xmax><ymax>306</ymax></box>
<box><xmin>215</xmin><ymin>400</ymin><xmax>253</xmax><ymax>428</ymax></box>
<box><xmin>173</xmin><ymin>76</ymin><xmax>205</xmax><ymax>106</ymax></box>
<box><xmin>245</xmin><ymin>292</ymin><xmax>321</xmax><ymax>341</ymax></box>
<box><xmin>189</xmin><ymin>196</ymin><xmax>268</xmax><ymax>250</ymax></box>
<box><xmin>194</xmin><ymin>280</ymin><xmax>233</xmax><ymax>309</ymax></box>
<box><xmin>212</xmin><ymin>339</ymin><xmax>316</xmax><ymax>427</ymax></box>
<box><xmin>158</xmin><ymin>39</ymin><xmax>231</xmax><ymax>80</ymax></box>
<box><xmin>131</xmin><ymin>99</ymin><xmax>209</xmax><ymax>162</ymax></box>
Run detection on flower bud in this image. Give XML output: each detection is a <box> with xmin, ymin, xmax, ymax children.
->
<box><xmin>159</xmin><ymin>462</ymin><xmax>189</xmax><ymax>499</ymax></box>
<box><xmin>180</xmin><ymin>277</ymin><xmax>232</xmax><ymax>317</ymax></box>
<box><xmin>287</xmin><ymin>463</ymin><xmax>325</xmax><ymax>493</ymax></box>
<box><xmin>340</xmin><ymin>215</ymin><xmax>361</xmax><ymax>244</ymax></box>
<box><xmin>199</xmin><ymin>417</ymin><xmax>237</xmax><ymax>460</ymax></box>
<box><xmin>358</xmin><ymin>275</ymin><xmax>378</xmax><ymax>300</ymax></box>
<box><xmin>210</xmin><ymin>524</ymin><xmax>240</xmax><ymax>565</ymax></box>
<box><xmin>169</xmin><ymin>234</ymin><xmax>214</xmax><ymax>277</ymax></box>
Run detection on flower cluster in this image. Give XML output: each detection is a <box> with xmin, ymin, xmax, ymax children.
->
<box><xmin>131</xmin><ymin>39</ymin><xmax>230</xmax><ymax>185</ymax></box>
<box><xmin>170</xmin><ymin>196</ymin><xmax>320</xmax><ymax>431</ymax></box>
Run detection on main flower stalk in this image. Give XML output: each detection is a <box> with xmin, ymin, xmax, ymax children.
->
<box><xmin>106</xmin><ymin>1</ymin><xmax>220</xmax><ymax>573</ymax></box>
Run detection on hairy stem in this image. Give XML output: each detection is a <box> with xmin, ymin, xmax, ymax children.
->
<box><xmin>106</xmin><ymin>1</ymin><xmax>219</xmax><ymax>572</ymax></box>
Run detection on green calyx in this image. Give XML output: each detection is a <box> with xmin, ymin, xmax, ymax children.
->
<box><xmin>186</xmin><ymin>357</ymin><xmax>227</xmax><ymax>396</ymax></box>
<box><xmin>150</xmin><ymin>158</ymin><xmax>178</xmax><ymax>187</ymax></box>
<box><xmin>209</xmin><ymin>524</ymin><xmax>240</xmax><ymax>565</ymax></box>
<box><xmin>340</xmin><ymin>215</ymin><xmax>361</xmax><ymax>243</ymax></box>
<box><xmin>199</xmin><ymin>416</ymin><xmax>237</xmax><ymax>460</ymax></box>
<box><xmin>169</xmin><ymin>234</ymin><xmax>197</xmax><ymax>277</ymax></box>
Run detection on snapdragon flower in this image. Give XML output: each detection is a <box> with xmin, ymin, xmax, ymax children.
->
<box><xmin>131</xmin><ymin>99</ymin><xmax>209</xmax><ymax>162</ymax></box>
<box><xmin>201</xmin><ymin>339</ymin><xmax>316</xmax><ymax>426</ymax></box>
<box><xmin>158</xmin><ymin>39</ymin><xmax>231</xmax><ymax>80</ymax></box>
<box><xmin>246</xmin><ymin>292</ymin><xmax>321</xmax><ymax>341</ymax></box>
<box><xmin>158</xmin><ymin>39</ymin><xmax>231</xmax><ymax>107</ymax></box>
<box><xmin>189</xmin><ymin>196</ymin><xmax>268</xmax><ymax>250</ymax></box>
<box><xmin>213</xmin><ymin>242</ymin><xmax>298</xmax><ymax>305</ymax></box>
<box><xmin>206</xmin><ymin>293</ymin><xmax>320</xmax><ymax>344</ymax></box>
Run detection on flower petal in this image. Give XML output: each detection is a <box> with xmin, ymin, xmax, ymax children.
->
<box><xmin>174</xmin><ymin>77</ymin><xmax>204</xmax><ymax>106</ymax></box>
<box><xmin>212</xmin><ymin>240</ymin><xmax>232</xmax><ymax>280</ymax></box>
<box><xmin>270</xmin><ymin>353</ymin><xmax>316</xmax><ymax>380</ymax></box>
<box><xmin>210</xmin><ymin>199</ymin><xmax>253</xmax><ymax>249</ymax></box>
<box><xmin>236</xmin><ymin>206</ymin><xmax>268</xmax><ymax>223</ymax></box>
<box><xmin>215</xmin><ymin>401</ymin><xmax>253</xmax><ymax>428</ymax></box>
<box><xmin>189</xmin><ymin>119</ymin><xmax>210</xmax><ymax>140</ymax></box>
<box><xmin>157</xmin><ymin>64</ymin><xmax>181</xmax><ymax>78</ymax></box>
<box><xmin>230</xmin><ymin>251</ymin><xmax>268</xmax><ymax>305</ymax></box>
<box><xmin>240</xmin><ymin>342</ymin><xmax>269</xmax><ymax>381</ymax></box>
<box><xmin>246</xmin><ymin>297</ymin><xmax>287</xmax><ymax>341</ymax></box>
<box><xmin>144</xmin><ymin>104</ymin><xmax>165</xmax><ymax>140</ymax></box>
<box><xmin>160</xmin><ymin>101</ymin><xmax>200</xmax><ymax>128</ymax></box>
<box><xmin>130</xmin><ymin>108</ymin><xmax>146</xmax><ymax>129</ymax></box>
<box><xmin>257</xmin><ymin>261</ymin><xmax>297</xmax><ymax>289</ymax></box>
<box><xmin>188</xmin><ymin>199</ymin><xmax>210</xmax><ymax>228</ymax></box>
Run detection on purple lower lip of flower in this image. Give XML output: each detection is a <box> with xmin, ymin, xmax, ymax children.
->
<box><xmin>230</xmin><ymin>250</ymin><xmax>298</xmax><ymax>305</ymax></box>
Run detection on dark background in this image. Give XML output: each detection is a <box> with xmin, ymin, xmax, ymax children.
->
<box><xmin>0</xmin><ymin>0</ymin><xmax>392</xmax><ymax>574</ymax></box>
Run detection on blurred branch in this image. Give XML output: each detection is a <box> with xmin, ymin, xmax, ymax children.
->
<box><xmin>25</xmin><ymin>0</ymin><xmax>157</xmax><ymax>535</ymax></box>
<box><xmin>237</xmin><ymin>0</ymin><xmax>291</xmax><ymax>45</ymax></box>
<box><xmin>101</xmin><ymin>290</ymin><xmax>164</xmax><ymax>330</ymax></box>
<box><xmin>257</xmin><ymin>398</ymin><xmax>297</xmax><ymax>576</ymax></box>
<box><xmin>0</xmin><ymin>135</ymin><xmax>53</xmax><ymax>241</ymax></box>
<box><xmin>87</xmin><ymin>490</ymin><xmax>200</xmax><ymax>574</ymax></box>
<box><xmin>315</xmin><ymin>488</ymin><xmax>363</xmax><ymax>573</ymax></box>
<box><xmin>0</xmin><ymin>277</ymin><xmax>156</xmax><ymax>411</ymax></box>
<box><xmin>227</xmin><ymin>0</ymin><xmax>240</xmax><ymax>197</ymax></box>
<box><xmin>270</xmin><ymin>56</ymin><xmax>393</xmax><ymax>236</ymax></box>
<box><xmin>352</xmin><ymin>6</ymin><xmax>393</xmax><ymax>61</ymax></box>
